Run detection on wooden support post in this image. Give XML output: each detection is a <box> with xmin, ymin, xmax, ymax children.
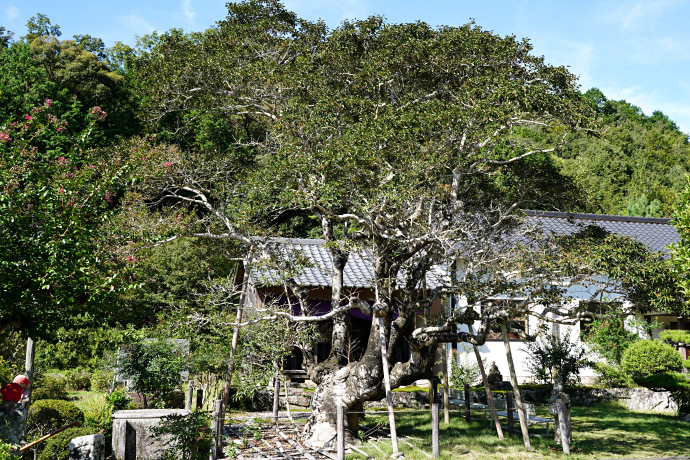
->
<box><xmin>272</xmin><ymin>378</ymin><xmax>281</xmax><ymax>423</ymax></box>
<box><xmin>284</xmin><ymin>375</ymin><xmax>293</xmax><ymax>422</ymax></box>
<box><xmin>506</xmin><ymin>392</ymin><xmax>514</xmax><ymax>437</ymax></box>
<box><xmin>442</xmin><ymin>344</ymin><xmax>450</xmax><ymax>425</ymax></box>
<box><xmin>432</xmin><ymin>401</ymin><xmax>440</xmax><ymax>459</ymax></box>
<box><xmin>501</xmin><ymin>322</ymin><xmax>531</xmax><ymax>450</ymax></box>
<box><xmin>376</xmin><ymin>315</ymin><xmax>401</xmax><ymax>457</ymax></box>
<box><xmin>557</xmin><ymin>397</ymin><xmax>570</xmax><ymax>455</ymax></box>
<box><xmin>337</xmin><ymin>404</ymin><xmax>345</xmax><ymax>460</ymax></box>
<box><xmin>470</xmin><ymin>339</ymin><xmax>504</xmax><ymax>439</ymax></box>
<box><xmin>185</xmin><ymin>380</ymin><xmax>194</xmax><ymax>411</ymax></box>
<box><xmin>25</xmin><ymin>338</ymin><xmax>35</xmax><ymax>407</ymax></box>
<box><xmin>464</xmin><ymin>383</ymin><xmax>471</xmax><ymax>423</ymax></box>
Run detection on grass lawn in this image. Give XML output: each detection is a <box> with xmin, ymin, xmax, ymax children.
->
<box><xmin>347</xmin><ymin>402</ymin><xmax>690</xmax><ymax>459</ymax></box>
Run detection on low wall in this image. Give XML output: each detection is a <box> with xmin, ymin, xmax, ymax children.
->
<box><xmin>112</xmin><ymin>409</ymin><xmax>189</xmax><ymax>460</ymax></box>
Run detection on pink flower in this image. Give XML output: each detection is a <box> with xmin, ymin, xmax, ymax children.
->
<box><xmin>163</xmin><ymin>162</ymin><xmax>173</xmax><ymax>168</ymax></box>
<box><xmin>24</xmin><ymin>114</ymin><xmax>32</xmax><ymax>121</ymax></box>
<box><xmin>58</xmin><ymin>187</ymin><xmax>65</xmax><ymax>194</ymax></box>
<box><xmin>45</xmin><ymin>99</ymin><xmax>53</xmax><ymax>107</ymax></box>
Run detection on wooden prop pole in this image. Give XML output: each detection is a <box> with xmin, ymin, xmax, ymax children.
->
<box><xmin>501</xmin><ymin>322</ymin><xmax>531</xmax><ymax>450</ymax></box>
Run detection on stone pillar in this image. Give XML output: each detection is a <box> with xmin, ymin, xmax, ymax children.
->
<box><xmin>112</xmin><ymin>409</ymin><xmax>190</xmax><ymax>460</ymax></box>
<box><xmin>70</xmin><ymin>433</ymin><xmax>105</xmax><ymax>460</ymax></box>
<box><xmin>549</xmin><ymin>391</ymin><xmax>572</xmax><ymax>445</ymax></box>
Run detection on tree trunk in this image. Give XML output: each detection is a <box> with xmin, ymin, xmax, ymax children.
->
<box><xmin>24</xmin><ymin>338</ymin><xmax>35</xmax><ymax>408</ymax></box>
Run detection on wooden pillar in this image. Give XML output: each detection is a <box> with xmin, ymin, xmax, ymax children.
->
<box><xmin>470</xmin><ymin>340</ymin><xmax>504</xmax><ymax>439</ymax></box>
<box><xmin>464</xmin><ymin>383</ymin><xmax>471</xmax><ymax>423</ymax></box>
<box><xmin>501</xmin><ymin>322</ymin><xmax>531</xmax><ymax>450</ymax></box>
<box><xmin>377</xmin><ymin>315</ymin><xmax>400</xmax><ymax>457</ymax></box>
<box><xmin>506</xmin><ymin>392</ymin><xmax>514</xmax><ymax>437</ymax></box>
<box><xmin>442</xmin><ymin>344</ymin><xmax>450</xmax><ymax>425</ymax></box>
<box><xmin>185</xmin><ymin>380</ymin><xmax>194</xmax><ymax>411</ymax></box>
<box><xmin>432</xmin><ymin>401</ymin><xmax>440</xmax><ymax>459</ymax></box>
<box><xmin>337</xmin><ymin>405</ymin><xmax>345</xmax><ymax>460</ymax></box>
<box><xmin>272</xmin><ymin>379</ymin><xmax>280</xmax><ymax>423</ymax></box>
<box><xmin>25</xmin><ymin>338</ymin><xmax>35</xmax><ymax>407</ymax></box>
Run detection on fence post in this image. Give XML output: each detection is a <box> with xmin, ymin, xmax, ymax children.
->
<box><xmin>506</xmin><ymin>392</ymin><xmax>514</xmax><ymax>437</ymax></box>
<box><xmin>557</xmin><ymin>394</ymin><xmax>571</xmax><ymax>455</ymax></box>
<box><xmin>185</xmin><ymin>380</ymin><xmax>194</xmax><ymax>411</ymax></box>
<box><xmin>272</xmin><ymin>379</ymin><xmax>281</xmax><ymax>423</ymax></box>
<box><xmin>211</xmin><ymin>399</ymin><xmax>222</xmax><ymax>460</ymax></box>
<box><xmin>196</xmin><ymin>389</ymin><xmax>203</xmax><ymax>411</ymax></box>
<box><xmin>337</xmin><ymin>404</ymin><xmax>345</xmax><ymax>460</ymax></box>
<box><xmin>464</xmin><ymin>383</ymin><xmax>471</xmax><ymax>423</ymax></box>
<box><xmin>432</xmin><ymin>400</ymin><xmax>439</xmax><ymax>459</ymax></box>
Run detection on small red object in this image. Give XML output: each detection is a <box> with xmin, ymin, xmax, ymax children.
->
<box><xmin>1</xmin><ymin>383</ymin><xmax>23</xmax><ymax>402</ymax></box>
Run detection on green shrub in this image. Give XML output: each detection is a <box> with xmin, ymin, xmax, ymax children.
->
<box><xmin>659</xmin><ymin>330</ymin><xmax>690</xmax><ymax>345</ymax></box>
<box><xmin>90</xmin><ymin>369</ymin><xmax>114</xmax><ymax>392</ymax></box>
<box><xmin>27</xmin><ymin>400</ymin><xmax>84</xmax><ymax>438</ymax></box>
<box><xmin>621</xmin><ymin>340</ymin><xmax>684</xmax><ymax>377</ymax></box>
<box><xmin>105</xmin><ymin>388</ymin><xmax>132</xmax><ymax>411</ymax></box>
<box><xmin>526</xmin><ymin>331</ymin><xmax>590</xmax><ymax>385</ymax></box>
<box><xmin>0</xmin><ymin>440</ymin><xmax>19</xmax><ymax>460</ymax></box>
<box><xmin>150</xmin><ymin>412</ymin><xmax>211</xmax><ymax>460</ymax></box>
<box><xmin>64</xmin><ymin>369</ymin><xmax>91</xmax><ymax>391</ymax></box>
<box><xmin>32</xmin><ymin>374</ymin><xmax>68</xmax><ymax>401</ymax></box>
<box><xmin>38</xmin><ymin>426</ymin><xmax>93</xmax><ymax>460</ymax></box>
<box><xmin>449</xmin><ymin>348</ymin><xmax>483</xmax><ymax>387</ymax></box>
<box><xmin>79</xmin><ymin>394</ymin><xmax>113</xmax><ymax>433</ymax></box>
<box><xmin>593</xmin><ymin>362</ymin><xmax>633</xmax><ymax>388</ymax></box>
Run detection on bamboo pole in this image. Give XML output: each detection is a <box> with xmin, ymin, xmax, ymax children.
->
<box><xmin>19</xmin><ymin>422</ymin><xmax>81</xmax><ymax>451</ymax></box>
<box><xmin>501</xmin><ymin>322</ymin><xmax>531</xmax><ymax>450</ymax></box>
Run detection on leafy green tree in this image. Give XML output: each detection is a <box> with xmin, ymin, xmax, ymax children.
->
<box><xmin>129</xmin><ymin>1</ymin><xmax>679</xmax><ymax>445</ymax></box>
<box><xmin>0</xmin><ymin>101</ymin><xmax>145</xmax><ymax>340</ymax></box>
<box><xmin>23</xmin><ymin>13</ymin><xmax>61</xmax><ymax>42</ymax></box>
<box><xmin>526</xmin><ymin>330</ymin><xmax>589</xmax><ymax>385</ymax></box>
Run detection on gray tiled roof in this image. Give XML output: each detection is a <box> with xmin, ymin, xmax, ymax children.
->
<box><xmin>524</xmin><ymin>211</ymin><xmax>680</xmax><ymax>253</ymax></box>
<box><xmin>253</xmin><ymin>238</ymin><xmax>448</xmax><ymax>289</ymax></box>
<box><xmin>253</xmin><ymin>212</ymin><xmax>679</xmax><ymax>289</ymax></box>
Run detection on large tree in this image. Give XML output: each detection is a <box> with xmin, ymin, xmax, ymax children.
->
<box><xmin>130</xmin><ymin>0</ymin><xmax>680</xmax><ymax>446</ymax></box>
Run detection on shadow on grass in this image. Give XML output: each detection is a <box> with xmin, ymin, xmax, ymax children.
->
<box><xmin>359</xmin><ymin>403</ymin><xmax>688</xmax><ymax>459</ymax></box>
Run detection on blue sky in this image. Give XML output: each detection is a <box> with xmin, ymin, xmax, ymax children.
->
<box><xmin>3</xmin><ymin>0</ymin><xmax>690</xmax><ymax>133</ymax></box>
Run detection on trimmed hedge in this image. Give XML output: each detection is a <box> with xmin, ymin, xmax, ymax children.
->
<box><xmin>621</xmin><ymin>340</ymin><xmax>683</xmax><ymax>377</ymax></box>
<box><xmin>659</xmin><ymin>330</ymin><xmax>690</xmax><ymax>345</ymax></box>
<box><xmin>38</xmin><ymin>426</ymin><xmax>93</xmax><ymax>460</ymax></box>
<box><xmin>27</xmin><ymin>399</ymin><xmax>84</xmax><ymax>437</ymax></box>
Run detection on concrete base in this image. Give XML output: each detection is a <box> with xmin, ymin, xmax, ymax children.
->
<box><xmin>112</xmin><ymin>409</ymin><xmax>189</xmax><ymax>460</ymax></box>
<box><xmin>70</xmin><ymin>433</ymin><xmax>105</xmax><ymax>460</ymax></box>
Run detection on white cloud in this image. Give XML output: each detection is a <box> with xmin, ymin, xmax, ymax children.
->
<box><xmin>118</xmin><ymin>14</ymin><xmax>157</xmax><ymax>37</ymax></box>
<box><xmin>5</xmin><ymin>6</ymin><xmax>19</xmax><ymax>21</ymax></box>
<box><xmin>284</xmin><ymin>0</ymin><xmax>370</xmax><ymax>24</ymax></box>
<box><xmin>608</xmin><ymin>0</ymin><xmax>686</xmax><ymax>29</ymax></box>
<box><xmin>182</xmin><ymin>0</ymin><xmax>197</xmax><ymax>23</ymax></box>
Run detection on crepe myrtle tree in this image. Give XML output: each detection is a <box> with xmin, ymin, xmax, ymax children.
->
<box><xmin>127</xmin><ymin>0</ymin><xmax>681</xmax><ymax>446</ymax></box>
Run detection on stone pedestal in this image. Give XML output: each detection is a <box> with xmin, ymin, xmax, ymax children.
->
<box><xmin>70</xmin><ymin>433</ymin><xmax>105</xmax><ymax>460</ymax></box>
<box><xmin>112</xmin><ymin>409</ymin><xmax>189</xmax><ymax>460</ymax></box>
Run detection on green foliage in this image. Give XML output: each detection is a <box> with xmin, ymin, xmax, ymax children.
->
<box><xmin>449</xmin><ymin>347</ymin><xmax>483</xmax><ymax>387</ymax></box>
<box><xmin>105</xmin><ymin>388</ymin><xmax>132</xmax><ymax>411</ymax></box>
<box><xmin>117</xmin><ymin>338</ymin><xmax>188</xmax><ymax>408</ymax></box>
<box><xmin>0</xmin><ymin>441</ymin><xmax>18</xmax><ymax>460</ymax></box>
<box><xmin>150</xmin><ymin>412</ymin><xmax>211</xmax><ymax>460</ymax></box>
<box><xmin>583</xmin><ymin>317</ymin><xmax>640</xmax><ymax>365</ymax></box>
<box><xmin>659</xmin><ymin>330</ymin><xmax>690</xmax><ymax>344</ymax></box>
<box><xmin>634</xmin><ymin>371</ymin><xmax>690</xmax><ymax>391</ymax></box>
<box><xmin>0</xmin><ymin>357</ymin><xmax>18</xmax><ymax>386</ymax></box>
<box><xmin>592</xmin><ymin>362</ymin><xmax>633</xmax><ymax>388</ymax></box>
<box><xmin>27</xmin><ymin>399</ymin><xmax>84</xmax><ymax>437</ymax></box>
<box><xmin>559</xmin><ymin>88</ymin><xmax>690</xmax><ymax>216</ymax></box>
<box><xmin>35</xmin><ymin>327</ymin><xmax>120</xmax><ymax>371</ymax></box>
<box><xmin>31</xmin><ymin>375</ymin><xmax>68</xmax><ymax>401</ymax></box>
<box><xmin>525</xmin><ymin>330</ymin><xmax>590</xmax><ymax>385</ymax></box>
<box><xmin>90</xmin><ymin>369</ymin><xmax>114</xmax><ymax>392</ymax></box>
<box><xmin>63</xmin><ymin>369</ymin><xmax>91</xmax><ymax>391</ymax></box>
<box><xmin>621</xmin><ymin>340</ymin><xmax>684</xmax><ymax>378</ymax></box>
<box><xmin>38</xmin><ymin>426</ymin><xmax>92</xmax><ymax>460</ymax></box>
